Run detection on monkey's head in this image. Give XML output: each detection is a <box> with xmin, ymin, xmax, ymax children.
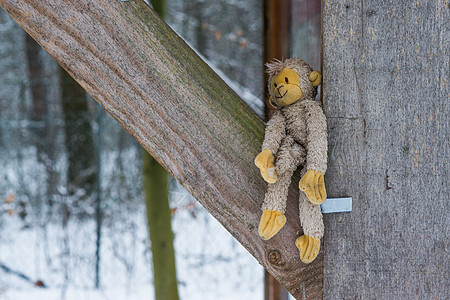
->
<box><xmin>266</xmin><ymin>58</ymin><xmax>321</xmax><ymax>107</ymax></box>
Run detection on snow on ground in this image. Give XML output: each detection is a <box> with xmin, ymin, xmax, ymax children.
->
<box><xmin>171</xmin><ymin>186</ymin><xmax>264</xmax><ymax>300</ymax></box>
<box><xmin>1</xmin><ymin>285</ymin><xmax>154</xmax><ymax>300</ymax></box>
<box><xmin>0</xmin><ymin>164</ymin><xmax>263</xmax><ymax>300</ymax></box>
<box><xmin>0</xmin><ymin>123</ymin><xmax>264</xmax><ymax>300</ymax></box>
<box><xmin>0</xmin><ymin>196</ymin><xmax>263</xmax><ymax>300</ymax></box>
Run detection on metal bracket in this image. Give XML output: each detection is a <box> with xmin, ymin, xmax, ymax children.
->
<box><xmin>320</xmin><ymin>197</ymin><xmax>352</xmax><ymax>214</ymax></box>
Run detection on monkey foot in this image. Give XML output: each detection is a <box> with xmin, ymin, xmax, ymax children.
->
<box><xmin>295</xmin><ymin>235</ymin><xmax>321</xmax><ymax>264</ymax></box>
<box><xmin>299</xmin><ymin>170</ymin><xmax>327</xmax><ymax>204</ymax></box>
<box><xmin>258</xmin><ymin>210</ymin><xmax>286</xmax><ymax>240</ymax></box>
<box><xmin>255</xmin><ymin>149</ymin><xmax>277</xmax><ymax>183</ymax></box>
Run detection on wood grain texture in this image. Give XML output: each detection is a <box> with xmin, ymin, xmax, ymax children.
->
<box><xmin>0</xmin><ymin>0</ymin><xmax>322</xmax><ymax>298</ymax></box>
<box><xmin>323</xmin><ymin>0</ymin><xmax>449</xmax><ymax>298</ymax></box>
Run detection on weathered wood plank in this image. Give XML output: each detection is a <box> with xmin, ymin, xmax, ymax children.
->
<box><xmin>0</xmin><ymin>0</ymin><xmax>322</xmax><ymax>298</ymax></box>
<box><xmin>323</xmin><ymin>0</ymin><xmax>449</xmax><ymax>298</ymax></box>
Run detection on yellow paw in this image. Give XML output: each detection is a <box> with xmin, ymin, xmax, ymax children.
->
<box><xmin>254</xmin><ymin>149</ymin><xmax>277</xmax><ymax>183</ymax></box>
<box><xmin>295</xmin><ymin>235</ymin><xmax>321</xmax><ymax>264</ymax></box>
<box><xmin>309</xmin><ymin>70</ymin><xmax>322</xmax><ymax>87</ymax></box>
<box><xmin>258</xmin><ymin>210</ymin><xmax>286</xmax><ymax>240</ymax></box>
<box><xmin>299</xmin><ymin>170</ymin><xmax>327</xmax><ymax>204</ymax></box>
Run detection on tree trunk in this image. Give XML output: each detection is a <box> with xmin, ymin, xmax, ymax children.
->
<box><xmin>60</xmin><ymin>60</ymin><xmax>101</xmax><ymax>286</ymax></box>
<box><xmin>143</xmin><ymin>151</ymin><xmax>179</xmax><ymax>300</ymax></box>
<box><xmin>60</xmin><ymin>68</ymin><xmax>97</xmax><ymax>201</ymax></box>
<box><xmin>0</xmin><ymin>0</ymin><xmax>323</xmax><ymax>298</ymax></box>
<box><xmin>25</xmin><ymin>33</ymin><xmax>59</xmax><ymax>208</ymax></box>
<box><xmin>26</xmin><ymin>33</ymin><xmax>47</xmax><ymax>128</ymax></box>
<box><xmin>322</xmin><ymin>1</ymin><xmax>448</xmax><ymax>299</ymax></box>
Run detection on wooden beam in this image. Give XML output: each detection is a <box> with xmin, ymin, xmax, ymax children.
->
<box><xmin>0</xmin><ymin>0</ymin><xmax>322</xmax><ymax>298</ymax></box>
<box><xmin>323</xmin><ymin>0</ymin><xmax>448</xmax><ymax>298</ymax></box>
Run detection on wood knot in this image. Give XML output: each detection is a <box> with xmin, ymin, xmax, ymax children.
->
<box><xmin>268</xmin><ymin>250</ymin><xmax>281</xmax><ymax>265</ymax></box>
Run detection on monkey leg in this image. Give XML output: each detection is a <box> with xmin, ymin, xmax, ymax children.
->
<box><xmin>262</xmin><ymin>137</ymin><xmax>305</xmax><ymax>213</ymax></box>
<box><xmin>296</xmin><ymin>168</ymin><xmax>324</xmax><ymax>263</ymax></box>
<box><xmin>259</xmin><ymin>138</ymin><xmax>305</xmax><ymax>240</ymax></box>
<box><xmin>275</xmin><ymin>137</ymin><xmax>306</xmax><ymax>175</ymax></box>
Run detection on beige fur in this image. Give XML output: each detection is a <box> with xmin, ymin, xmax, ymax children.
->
<box><xmin>261</xmin><ymin>58</ymin><xmax>327</xmax><ymax>239</ymax></box>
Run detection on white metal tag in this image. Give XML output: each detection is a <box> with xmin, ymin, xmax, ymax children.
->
<box><xmin>320</xmin><ymin>197</ymin><xmax>352</xmax><ymax>214</ymax></box>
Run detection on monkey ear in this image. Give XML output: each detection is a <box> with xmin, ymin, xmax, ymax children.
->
<box><xmin>309</xmin><ymin>70</ymin><xmax>322</xmax><ymax>87</ymax></box>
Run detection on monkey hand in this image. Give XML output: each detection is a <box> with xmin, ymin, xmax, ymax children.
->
<box><xmin>295</xmin><ymin>235</ymin><xmax>321</xmax><ymax>264</ymax></box>
<box><xmin>254</xmin><ymin>149</ymin><xmax>277</xmax><ymax>183</ymax></box>
<box><xmin>309</xmin><ymin>70</ymin><xmax>322</xmax><ymax>87</ymax></box>
<box><xmin>299</xmin><ymin>169</ymin><xmax>326</xmax><ymax>204</ymax></box>
<box><xmin>258</xmin><ymin>210</ymin><xmax>286</xmax><ymax>240</ymax></box>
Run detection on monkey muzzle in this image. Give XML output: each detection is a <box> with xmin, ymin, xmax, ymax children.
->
<box><xmin>275</xmin><ymin>86</ymin><xmax>287</xmax><ymax>98</ymax></box>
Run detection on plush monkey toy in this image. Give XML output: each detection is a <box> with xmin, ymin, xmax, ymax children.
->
<box><xmin>255</xmin><ymin>58</ymin><xmax>327</xmax><ymax>264</ymax></box>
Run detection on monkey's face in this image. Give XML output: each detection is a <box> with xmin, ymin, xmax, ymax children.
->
<box><xmin>270</xmin><ymin>68</ymin><xmax>302</xmax><ymax>107</ymax></box>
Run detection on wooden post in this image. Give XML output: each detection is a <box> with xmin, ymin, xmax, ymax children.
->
<box><xmin>263</xmin><ymin>1</ymin><xmax>292</xmax><ymax>299</ymax></box>
<box><xmin>263</xmin><ymin>0</ymin><xmax>292</xmax><ymax>119</ymax></box>
<box><xmin>264</xmin><ymin>272</ymin><xmax>289</xmax><ymax>300</ymax></box>
<box><xmin>0</xmin><ymin>0</ymin><xmax>322</xmax><ymax>298</ymax></box>
<box><xmin>322</xmin><ymin>0</ymin><xmax>448</xmax><ymax>298</ymax></box>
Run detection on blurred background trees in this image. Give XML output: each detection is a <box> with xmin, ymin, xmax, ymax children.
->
<box><xmin>0</xmin><ymin>0</ymin><xmax>320</xmax><ymax>299</ymax></box>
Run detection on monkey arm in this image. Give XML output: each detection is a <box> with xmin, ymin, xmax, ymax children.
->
<box><xmin>255</xmin><ymin>110</ymin><xmax>286</xmax><ymax>183</ymax></box>
<box><xmin>261</xmin><ymin>110</ymin><xmax>286</xmax><ymax>155</ymax></box>
<box><xmin>299</xmin><ymin>100</ymin><xmax>327</xmax><ymax>204</ymax></box>
<box><xmin>304</xmin><ymin>100</ymin><xmax>327</xmax><ymax>173</ymax></box>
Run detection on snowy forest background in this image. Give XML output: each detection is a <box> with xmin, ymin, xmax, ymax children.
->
<box><xmin>0</xmin><ymin>0</ymin><xmax>320</xmax><ymax>299</ymax></box>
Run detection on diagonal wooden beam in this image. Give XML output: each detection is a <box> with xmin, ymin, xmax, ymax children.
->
<box><xmin>0</xmin><ymin>0</ymin><xmax>322</xmax><ymax>298</ymax></box>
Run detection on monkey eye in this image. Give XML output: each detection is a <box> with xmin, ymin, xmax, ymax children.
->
<box><xmin>285</xmin><ymin>77</ymin><xmax>289</xmax><ymax>84</ymax></box>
